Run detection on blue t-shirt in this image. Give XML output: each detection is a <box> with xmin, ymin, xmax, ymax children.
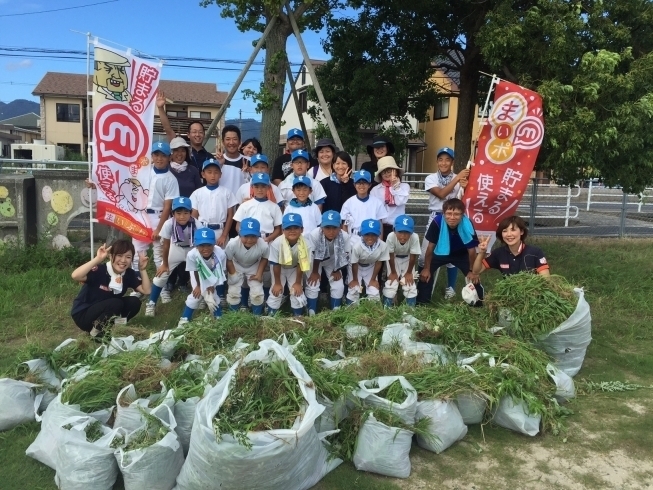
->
<box><xmin>424</xmin><ymin>215</ymin><xmax>479</xmax><ymax>255</ymax></box>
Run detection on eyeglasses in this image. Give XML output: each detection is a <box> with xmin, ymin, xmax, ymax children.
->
<box><xmin>444</xmin><ymin>212</ymin><xmax>463</xmax><ymax>218</ymax></box>
<box><xmin>189</xmin><ymin>131</ymin><xmax>204</xmax><ymax>135</ymax></box>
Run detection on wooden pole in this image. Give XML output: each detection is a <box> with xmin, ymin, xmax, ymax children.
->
<box><xmin>285</xmin><ymin>61</ymin><xmax>311</xmax><ymax>154</ymax></box>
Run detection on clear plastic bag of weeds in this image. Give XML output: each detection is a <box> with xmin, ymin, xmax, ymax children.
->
<box><xmin>415</xmin><ymin>400</ymin><xmax>467</xmax><ymax>454</ymax></box>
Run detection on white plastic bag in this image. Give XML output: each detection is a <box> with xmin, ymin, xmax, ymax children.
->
<box><xmin>546</xmin><ymin>363</ymin><xmax>576</xmax><ymax>401</ymax></box>
<box><xmin>173</xmin><ymin>397</ymin><xmax>199</xmax><ymax>456</ymax></box>
<box><xmin>113</xmin><ymin>385</ymin><xmax>175</xmax><ymax>433</ymax></box>
<box><xmin>316</xmin><ymin>395</ymin><xmax>349</xmax><ymax>433</ymax></box>
<box><xmin>353</xmin><ymin>414</ymin><xmax>413</xmax><ymax>479</ymax></box>
<box><xmin>174</xmin><ymin>339</ymin><xmax>341</xmax><ymax>490</ymax></box>
<box><xmin>380</xmin><ymin>323</ymin><xmax>413</xmax><ymax>348</ymax></box>
<box><xmin>454</xmin><ymin>393</ymin><xmax>487</xmax><ymax>425</ymax></box>
<box><xmin>381</xmin><ymin>323</ymin><xmax>449</xmax><ymax>364</ymax></box>
<box><xmin>492</xmin><ymin>396</ymin><xmax>541</xmax><ymax>436</ymax></box>
<box><xmin>54</xmin><ymin>416</ymin><xmax>121</xmax><ymax>490</ymax></box>
<box><xmin>0</xmin><ymin>378</ymin><xmax>40</xmax><ymax>431</ymax></box>
<box><xmin>356</xmin><ymin>376</ymin><xmax>417</xmax><ymax>425</ymax></box>
<box><xmin>415</xmin><ymin>400</ymin><xmax>468</xmax><ymax>453</ymax></box>
<box><xmin>132</xmin><ymin>330</ymin><xmax>181</xmax><ymax>360</ymax></box>
<box><xmin>536</xmin><ymin>288</ymin><xmax>592</xmax><ymax>377</ymax></box>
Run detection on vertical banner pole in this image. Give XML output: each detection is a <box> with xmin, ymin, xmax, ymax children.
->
<box><xmin>86</xmin><ymin>32</ymin><xmax>94</xmax><ymax>259</ymax></box>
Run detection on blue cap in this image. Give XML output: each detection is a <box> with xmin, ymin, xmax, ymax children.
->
<box><xmin>239</xmin><ymin>218</ymin><xmax>261</xmax><ymax>237</ymax></box>
<box><xmin>287</xmin><ymin>128</ymin><xmax>304</xmax><ymax>140</ymax></box>
<box><xmin>249</xmin><ymin>154</ymin><xmax>269</xmax><ymax>166</ymax></box>
<box><xmin>292</xmin><ymin>175</ymin><xmax>312</xmax><ymax>188</ymax></box>
<box><xmin>194</xmin><ymin>228</ymin><xmax>215</xmax><ymax>246</ymax></box>
<box><xmin>282</xmin><ymin>213</ymin><xmax>303</xmax><ymax>229</ymax></box>
<box><xmin>202</xmin><ymin>158</ymin><xmax>221</xmax><ymax>170</ymax></box>
<box><xmin>361</xmin><ymin>219</ymin><xmax>381</xmax><ymax>236</ymax></box>
<box><xmin>291</xmin><ymin>149</ymin><xmax>309</xmax><ymax>162</ymax></box>
<box><xmin>353</xmin><ymin>170</ymin><xmax>372</xmax><ymax>183</ymax></box>
<box><xmin>250</xmin><ymin>172</ymin><xmax>270</xmax><ymax>186</ymax></box>
<box><xmin>321</xmin><ymin>211</ymin><xmax>341</xmax><ymax>227</ymax></box>
<box><xmin>437</xmin><ymin>147</ymin><xmax>455</xmax><ymax>159</ymax></box>
<box><xmin>394</xmin><ymin>215</ymin><xmax>414</xmax><ymax>233</ymax></box>
<box><xmin>172</xmin><ymin>196</ymin><xmax>192</xmax><ymax>211</ymax></box>
<box><xmin>151</xmin><ymin>141</ymin><xmax>171</xmax><ymax>156</ymax></box>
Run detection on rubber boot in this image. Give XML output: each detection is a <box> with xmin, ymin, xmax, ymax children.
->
<box><xmin>292</xmin><ymin>307</ymin><xmax>304</xmax><ymax>317</ymax></box>
<box><xmin>240</xmin><ymin>287</ymin><xmax>250</xmax><ymax>308</ymax></box>
<box><xmin>229</xmin><ymin>303</ymin><xmax>240</xmax><ymax>312</ymax></box>
<box><xmin>306</xmin><ymin>297</ymin><xmax>319</xmax><ymax>316</ymax></box>
<box><xmin>267</xmin><ymin>307</ymin><xmax>278</xmax><ymax>317</ymax></box>
<box><xmin>382</xmin><ymin>296</ymin><xmax>394</xmax><ymax>308</ymax></box>
<box><xmin>181</xmin><ymin>305</ymin><xmax>195</xmax><ymax>321</ymax></box>
<box><xmin>405</xmin><ymin>297</ymin><xmax>417</xmax><ymax>307</ymax></box>
<box><xmin>329</xmin><ymin>297</ymin><xmax>342</xmax><ymax>310</ymax></box>
<box><xmin>251</xmin><ymin>303</ymin><xmax>264</xmax><ymax>316</ymax></box>
<box><xmin>149</xmin><ymin>284</ymin><xmax>163</xmax><ymax>303</ymax></box>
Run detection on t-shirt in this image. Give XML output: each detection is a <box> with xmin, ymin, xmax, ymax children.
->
<box><xmin>312</xmin><ymin>165</ymin><xmax>331</xmax><ymax>182</ymax></box>
<box><xmin>225</xmin><ymin>237</ymin><xmax>269</xmax><ymax>268</ymax></box>
<box><xmin>271</xmin><ymin>153</ymin><xmax>318</xmax><ymax>182</ymax></box>
<box><xmin>233</xmin><ymin>198</ymin><xmax>283</xmax><ymax>234</ymax></box>
<box><xmin>340</xmin><ymin>195</ymin><xmax>388</xmax><ymax>234</ymax></box>
<box><xmin>424</xmin><ymin>172</ymin><xmax>461</xmax><ymax>213</ymax></box>
<box><xmin>149</xmin><ymin>169</ymin><xmax>180</xmax><ymax>210</ymax></box>
<box><xmin>235</xmin><ymin>181</ymin><xmax>283</xmax><ymax>204</ymax></box>
<box><xmin>424</xmin><ymin>215</ymin><xmax>479</xmax><ymax>255</ymax></box>
<box><xmin>186</xmin><ymin>246</ymin><xmax>227</xmax><ymax>284</ymax></box>
<box><xmin>189</xmin><ymin>186</ymin><xmax>238</xmax><ymax>226</ymax></box>
<box><xmin>370</xmin><ymin>182</ymin><xmax>411</xmax><ymax>225</ymax></box>
<box><xmin>283</xmin><ymin>202</ymin><xmax>322</xmax><ymax>235</ymax></box>
<box><xmin>171</xmin><ymin>165</ymin><xmax>202</xmax><ymax>198</ymax></box>
<box><xmin>483</xmin><ymin>243</ymin><xmax>549</xmax><ymax>275</ymax></box>
<box><xmin>218</xmin><ymin>159</ymin><xmax>246</xmax><ymax>196</ymax></box>
<box><xmin>160</xmin><ymin>218</ymin><xmax>194</xmax><ymax>246</ymax></box>
<box><xmin>306</xmin><ymin>228</ymin><xmax>352</xmax><ymax>258</ymax></box>
<box><xmin>386</xmin><ymin>232</ymin><xmax>421</xmax><ymax>256</ymax></box>
<box><xmin>351</xmin><ymin>240</ymin><xmax>390</xmax><ymax>265</ymax></box>
<box><xmin>71</xmin><ymin>264</ymin><xmax>141</xmax><ymax>315</ymax></box>
<box><xmin>268</xmin><ymin>236</ymin><xmax>313</xmax><ymax>269</ymax></box>
<box><xmin>278</xmin><ymin>173</ymin><xmax>327</xmax><ymax>205</ymax></box>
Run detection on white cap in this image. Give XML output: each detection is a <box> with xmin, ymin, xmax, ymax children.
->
<box><xmin>94</xmin><ymin>47</ymin><xmax>130</xmax><ymax>66</ymax></box>
<box><xmin>170</xmin><ymin>137</ymin><xmax>190</xmax><ymax>149</ymax></box>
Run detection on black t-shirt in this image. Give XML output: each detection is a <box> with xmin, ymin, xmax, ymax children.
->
<box><xmin>271</xmin><ymin>153</ymin><xmax>318</xmax><ymax>182</ymax></box>
<box><xmin>320</xmin><ymin>176</ymin><xmax>357</xmax><ymax>213</ymax></box>
<box><xmin>71</xmin><ymin>264</ymin><xmax>142</xmax><ymax>315</ymax></box>
<box><xmin>484</xmin><ymin>243</ymin><xmax>549</xmax><ymax>275</ymax></box>
<box><xmin>188</xmin><ymin>146</ymin><xmax>213</xmax><ymax>173</ymax></box>
<box><xmin>425</xmin><ymin>215</ymin><xmax>479</xmax><ymax>256</ymax></box>
<box><xmin>359</xmin><ymin>159</ymin><xmax>379</xmax><ymax>189</ymax></box>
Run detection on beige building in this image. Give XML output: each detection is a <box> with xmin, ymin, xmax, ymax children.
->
<box><xmin>33</xmin><ymin>72</ymin><xmax>227</xmax><ymax>157</ymax></box>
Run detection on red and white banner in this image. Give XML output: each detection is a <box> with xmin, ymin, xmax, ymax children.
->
<box><xmin>464</xmin><ymin>80</ymin><xmax>544</xmax><ymax>235</ymax></box>
<box><xmin>91</xmin><ymin>42</ymin><xmax>162</xmax><ymax>242</ymax></box>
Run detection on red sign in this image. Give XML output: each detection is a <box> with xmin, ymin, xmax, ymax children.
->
<box><xmin>464</xmin><ymin>80</ymin><xmax>544</xmax><ymax>234</ymax></box>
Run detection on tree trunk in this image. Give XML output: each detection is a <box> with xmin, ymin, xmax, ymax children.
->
<box><xmin>260</xmin><ymin>20</ymin><xmax>290</xmax><ymax>160</ymax></box>
<box><xmin>454</xmin><ymin>62</ymin><xmax>481</xmax><ymax>172</ymax></box>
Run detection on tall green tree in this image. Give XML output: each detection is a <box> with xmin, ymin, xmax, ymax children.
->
<box><xmin>200</xmin><ymin>0</ymin><xmax>338</xmax><ymax>157</ymax></box>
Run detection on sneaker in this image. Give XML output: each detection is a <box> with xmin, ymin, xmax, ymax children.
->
<box><xmin>130</xmin><ymin>291</ymin><xmax>143</xmax><ymax>299</ymax></box>
<box><xmin>145</xmin><ymin>301</ymin><xmax>156</xmax><ymax>317</ymax></box>
<box><xmin>444</xmin><ymin>287</ymin><xmax>456</xmax><ymax>300</ymax></box>
<box><xmin>160</xmin><ymin>289</ymin><xmax>172</xmax><ymax>304</ymax></box>
<box><xmin>177</xmin><ymin>317</ymin><xmax>189</xmax><ymax>328</ymax></box>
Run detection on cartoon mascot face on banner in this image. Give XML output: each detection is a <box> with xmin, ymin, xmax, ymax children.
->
<box><xmin>94</xmin><ymin>47</ymin><xmax>132</xmax><ymax>102</ymax></box>
<box><xmin>117</xmin><ymin>178</ymin><xmax>148</xmax><ymax>214</ymax></box>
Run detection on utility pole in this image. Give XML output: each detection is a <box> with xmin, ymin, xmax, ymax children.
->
<box><xmin>239</xmin><ymin>109</ymin><xmax>242</xmax><ymax>132</ymax></box>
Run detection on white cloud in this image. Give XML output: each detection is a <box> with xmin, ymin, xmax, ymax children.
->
<box><xmin>6</xmin><ymin>59</ymin><xmax>33</xmax><ymax>71</ymax></box>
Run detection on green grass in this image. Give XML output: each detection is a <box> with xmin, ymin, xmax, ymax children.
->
<box><xmin>0</xmin><ymin>237</ymin><xmax>652</xmax><ymax>489</ymax></box>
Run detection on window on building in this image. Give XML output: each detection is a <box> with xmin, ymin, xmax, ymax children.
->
<box><xmin>433</xmin><ymin>98</ymin><xmax>450</xmax><ymax>120</ymax></box>
<box><xmin>301</xmin><ymin>66</ymin><xmax>306</xmax><ymax>86</ymax></box>
<box><xmin>298</xmin><ymin>90</ymin><xmax>308</xmax><ymax>113</ymax></box>
<box><xmin>190</xmin><ymin>111</ymin><xmax>211</xmax><ymax>119</ymax></box>
<box><xmin>166</xmin><ymin>110</ymin><xmax>188</xmax><ymax>118</ymax></box>
<box><xmin>56</xmin><ymin>103</ymin><xmax>80</xmax><ymax>123</ymax></box>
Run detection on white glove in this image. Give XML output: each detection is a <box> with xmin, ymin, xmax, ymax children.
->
<box><xmin>203</xmin><ymin>292</ymin><xmax>219</xmax><ymax>313</ymax></box>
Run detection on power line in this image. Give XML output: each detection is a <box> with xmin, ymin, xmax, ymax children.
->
<box><xmin>0</xmin><ymin>0</ymin><xmax>119</xmax><ymax>17</ymax></box>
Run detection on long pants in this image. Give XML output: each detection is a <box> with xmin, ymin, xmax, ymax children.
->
<box><xmin>153</xmin><ymin>243</ymin><xmax>191</xmax><ymax>289</ymax></box>
<box><xmin>346</xmin><ymin>262</ymin><xmax>381</xmax><ymax>303</ymax></box>
<box><xmin>71</xmin><ymin>297</ymin><xmax>142</xmax><ymax>332</ymax></box>
<box><xmin>416</xmin><ymin>253</ymin><xmax>484</xmax><ymax>305</ymax></box>
<box><xmin>183</xmin><ymin>272</ymin><xmax>222</xmax><ymax>310</ymax></box>
<box><xmin>305</xmin><ymin>256</ymin><xmax>345</xmax><ymax>301</ymax></box>
<box><xmin>132</xmin><ymin>214</ymin><xmax>163</xmax><ymax>272</ymax></box>
<box><xmin>227</xmin><ymin>262</ymin><xmax>265</xmax><ymax>307</ymax></box>
<box><xmin>267</xmin><ymin>266</ymin><xmax>307</xmax><ymax>310</ymax></box>
<box><xmin>383</xmin><ymin>256</ymin><xmax>418</xmax><ymax>300</ymax></box>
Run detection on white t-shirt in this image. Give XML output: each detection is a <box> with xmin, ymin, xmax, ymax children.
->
<box><xmin>370</xmin><ymin>182</ymin><xmax>411</xmax><ymax>225</ymax></box>
<box><xmin>189</xmin><ymin>186</ymin><xmax>238</xmax><ymax>226</ymax></box>
<box><xmin>159</xmin><ymin>218</ymin><xmax>193</xmax><ymax>246</ymax></box>
<box><xmin>225</xmin><ymin>237</ymin><xmax>269</xmax><ymax>267</ymax></box>
<box><xmin>306</xmin><ymin>228</ymin><xmax>352</xmax><ymax>257</ymax></box>
<box><xmin>220</xmin><ymin>157</ymin><xmax>247</xmax><ymax>195</ymax></box>
<box><xmin>232</xmin><ymin>198</ymin><xmax>283</xmax><ymax>234</ymax></box>
<box><xmin>312</xmin><ymin>165</ymin><xmax>331</xmax><ymax>182</ymax></box>
<box><xmin>424</xmin><ymin>172</ymin><xmax>460</xmax><ymax>213</ymax></box>
<box><xmin>186</xmin><ymin>245</ymin><xmax>227</xmax><ymax>283</ymax></box>
<box><xmin>268</xmin><ymin>236</ymin><xmax>313</xmax><ymax>269</ymax></box>
<box><xmin>278</xmin><ymin>173</ymin><xmax>327</xmax><ymax>205</ymax></box>
<box><xmin>235</xmin><ymin>181</ymin><xmax>283</xmax><ymax>204</ymax></box>
<box><xmin>283</xmin><ymin>203</ymin><xmax>322</xmax><ymax>235</ymax></box>
<box><xmin>351</xmin><ymin>240</ymin><xmax>390</xmax><ymax>265</ymax></box>
<box><xmin>148</xmin><ymin>169</ymin><xmax>179</xmax><ymax>210</ymax></box>
<box><xmin>386</xmin><ymin>232</ymin><xmax>421</xmax><ymax>256</ymax></box>
<box><xmin>340</xmin><ymin>195</ymin><xmax>388</xmax><ymax>234</ymax></box>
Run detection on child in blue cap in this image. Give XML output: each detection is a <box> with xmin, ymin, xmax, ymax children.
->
<box><xmin>282</xmin><ymin>175</ymin><xmax>322</xmax><ymax>235</ymax></box>
<box><xmin>340</xmin><ymin>169</ymin><xmax>388</xmax><ymax>242</ymax></box>
<box><xmin>235</xmin><ymin>153</ymin><xmax>284</xmax><ymax>205</ymax></box>
<box><xmin>266</xmin><ymin>213</ymin><xmax>313</xmax><ymax>316</ymax></box>
<box><xmin>278</xmin><ymin>149</ymin><xmax>327</xmax><ymax>207</ymax></box>
<box><xmin>383</xmin><ymin>215</ymin><xmax>420</xmax><ymax>307</ymax></box>
<box><xmin>178</xmin><ymin>227</ymin><xmax>227</xmax><ymax>326</ymax></box>
<box><xmin>233</xmin><ymin>172</ymin><xmax>283</xmax><ymax>242</ymax></box>
<box><xmin>346</xmin><ymin>218</ymin><xmax>389</xmax><ymax>304</ymax></box>
<box><xmin>305</xmin><ymin>211</ymin><xmax>352</xmax><ymax>313</ymax></box>
<box><xmin>225</xmin><ymin>218</ymin><xmax>269</xmax><ymax>315</ymax></box>
<box><xmin>145</xmin><ymin>196</ymin><xmax>197</xmax><ymax>317</ymax></box>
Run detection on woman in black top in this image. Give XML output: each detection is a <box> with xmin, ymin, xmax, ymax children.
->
<box><xmin>169</xmin><ymin>137</ymin><xmax>202</xmax><ymax>197</ymax></box>
<box><xmin>320</xmin><ymin>151</ymin><xmax>357</xmax><ymax>213</ymax></box>
<box><xmin>71</xmin><ymin>240</ymin><xmax>151</xmax><ymax>338</ymax></box>
<box><xmin>360</xmin><ymin>135</ymin><xmax>395</xmax><ymax>181</ymax></box>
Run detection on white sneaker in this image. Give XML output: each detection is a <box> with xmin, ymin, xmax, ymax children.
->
<box><xmin>145</xmin><ymin>301</ymin><xmax>156</xmax><ymax>317</ymax></box>
<box><xmin>444</xmin><ymin>287</ymin><xmax>456</xmax><ymax>300</ymax></box>
<box><xmin>177</xmin><ymin>317</ymin><xmax>189</xmax><ymax>328</ymax></box>
<box><xmin>130</xmin><ymin>291</ymin><xmax>143</xmax><ymax>298</ymax></box>
<box><xmin>160</xmin><ymin>289</ymin><xmax>172</xmax><ymax>304</ymax></box>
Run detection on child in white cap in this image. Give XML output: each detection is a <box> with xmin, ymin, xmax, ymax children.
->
<box><xmin>347</xmin><ymin>219</ymin><xmax>389</xmax><ymax>304</ymax></box>
<box><xmin>370</xmin><ymin>156</ymin><xmax>410</xmax><ymax>240</ymax></box>
<box><xmin>282</xmin><ymin>176</ymin><xmax>322</xmax><ymax>235</ymax></box>
<box><xmin>383</xmin><ymin>215</ymin><xmax>420</xmax><ymax>307</ymax></box>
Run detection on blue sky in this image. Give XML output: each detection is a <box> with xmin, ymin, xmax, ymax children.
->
<box><xmin>0</xmin><ymin>0</ymin><xmax>331</xmax><ymax>121</ymax></box>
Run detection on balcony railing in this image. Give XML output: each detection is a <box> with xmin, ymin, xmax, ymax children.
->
<box><xmin>154</xmin><ymin>116</ymin><xmax>220</xmax><ymax>138</ymax></box>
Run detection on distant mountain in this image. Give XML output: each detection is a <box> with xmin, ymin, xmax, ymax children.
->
<box><xmin>226</xmin><ymin>118</ymin><xmax>261</xmax><ymax>141</ymax></box>
<box><xmin>0</xmin><ymin>99</ymin><xmax>40</xmax><ymax>121</ymax></box>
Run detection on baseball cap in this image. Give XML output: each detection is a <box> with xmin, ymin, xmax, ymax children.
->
<box><xmin>170</xmin><ymin>137</ymin><xmax>190</xmax><ymax>149</ymax></box>
<box><xmin>287</xmin><ymin>128</ymin><xmax>304</xmax><ymax>140</ymax></box>
<box><xmin>282</xmin><ymin>213</ymin><xmax>303</xmax><ymax>229</ymax></box>
<box><xmin>437</xmin><ymin>147</ymin><xmax>455</xmax><ymax>159</ymax></box>
<box><xmin>239</xmin><ymin>218</ymin><xmax>261</xmax><ymax>237</ymax></box>
<box><xmin>249</xmin><ymin>154</ymin><xmax>269</xmax><ymax>166</ymax></box>
<box><xmin>151</xmin><ymin>141</ymin><xmax>171</xmax><ymax>156</ymax></box>
<box><xmin>292</xmin><ymin>175</ymin><xmax>312</xmax><ymax>188</ymax></box>
<box><xmin>202</xmin><ymin>158</ymin><xmax>221</xmax><ymax>170</ymax></box>
<box><xmin>291</xmin><ymin>149</ymin><xmax>309</xmax><ymax>162</ymax></box>
<box><xmin>194</xmin><ymin>228</ymin><xmax>215</xmax><ymax>246</ymax></box>
<box><xmin>321</xmin><ymin>211</ymin><xmax>341</xmax><ymax>227</ymax></box>
<box><xmin>394</xmin><ymin>215</ymin><xmax>414</xmax><ymax>233</ymax></box>
<box><xmin>361</xmin><ymin>219</ymin><xmax>381</xmax><ymax>236</ymax></box>
<box><xmin>353</xmin><ymin>170</ymin><xmax>372</xmax><ymax>183</ymax></box>
<box><xmin>172</xmin><ymin>196</ymin><xmax>192</xmax><ymax>212</ymax></box>
<box><xmin>251</xmin><ymin>172</ymin><xmax>271</xmax><ymax>186</ymax></box>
